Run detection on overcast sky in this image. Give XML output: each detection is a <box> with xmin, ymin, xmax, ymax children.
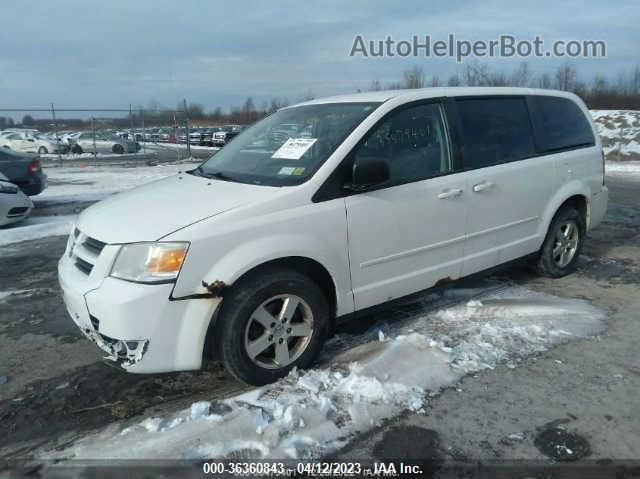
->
<box><xmin>1</xmin><ymin>0</ymin><xmax>638</xmax><ymax>115</ymax></box>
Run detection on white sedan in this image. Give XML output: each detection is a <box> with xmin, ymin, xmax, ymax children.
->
<box><xmin>0</xmin><ymin>131</ymin><xmax>67</xmax><ymax>154</ymax></box>
<box><xmin>0</xmin><ymin>173</ymin><xmax>33</xmax><ymax>226</ymax></box>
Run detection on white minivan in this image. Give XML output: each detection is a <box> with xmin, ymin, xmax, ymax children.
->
<box><xmin>58</xmin><ymin>87</ymin><xmax>608</xmax><ymax>385</ymax></box>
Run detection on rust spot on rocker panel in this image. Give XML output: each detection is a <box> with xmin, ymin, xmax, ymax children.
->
<box><xmin>433</xmin><ymin>276</ymin><xmax>454</xmax><ymax>287</ymax></box>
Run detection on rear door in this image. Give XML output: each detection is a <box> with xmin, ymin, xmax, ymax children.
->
<box><xmin>452</xmin><ymin>96</ymin><xmax>553</xmax><ymax>275</ymax></box>
<box><xmin>344</xmin><ymin>101</ymin><xmax>467</xmax><ymax>310</ymax></box>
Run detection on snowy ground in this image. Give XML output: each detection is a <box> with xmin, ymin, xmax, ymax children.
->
<box><xmin>42</xmin><ymin>285</ymin><xmax>605</xmax><ymax>462</ymax></box>
<box><xmin>0</xmin><ymin>163</ymin><xmax>195</xmax><ymax>246</ymax></box>
<box><xmin>591</xmin><ymin>110</ymin><xmax>640</xmax><ymax>160</ymax></box>
<box><xmin>605</xmin><ymin>160</ymin><xmax>640</xmax><ymax>176</ymax></box>
<box><xmin>0</xmin><ymin>215</ymin><xmax>75</xmax><ymax>247</ymax></box>
<box><xmin>38</xmin><ymin>163</ymin><xmax>191</xmax><ymax>203</ymax></box>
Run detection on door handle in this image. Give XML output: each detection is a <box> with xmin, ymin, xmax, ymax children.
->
<box><xmin>472</xmin><ymin>181</ymin><xmax>494</xmax><ymax>192</ymax></box>
<box><xmin>437</xmin><ymin>188</ymin><xmax>463</xmax><ymax>199</ymax></box>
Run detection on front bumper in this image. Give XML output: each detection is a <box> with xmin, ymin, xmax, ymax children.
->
<box><xmin>58</xmin><ymin>247</ymin><xmax>221</xmax><ymax>373</ymax></box>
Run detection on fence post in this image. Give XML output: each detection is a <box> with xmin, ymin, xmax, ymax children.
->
<box><xmin>91</xmin><ymin>117</ymin><xmax>97</xmax><ymax>157</ymax></box>
<box><xmin>50</xmin><ymin>103</ymin><xmax>61</xmax><ymax>160</ymax></box>
<box><xmin>184</xmin><ymin>99</ymin><xmax>191</xmax><ymax>158</ymax></box>
<box><xmin>140</xmin><ymin>108</ymin><xmax>146</xmax><ymax>156</ymax></box>
<box><xmin>129</xmin><ymin>104</ymin><xmax>136</xmax><ymax>161</ymax></box>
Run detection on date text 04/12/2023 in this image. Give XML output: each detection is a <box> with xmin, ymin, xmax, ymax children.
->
<box><xmin>201</xmin><ymin>461</ymin><xmax>424</xmax><ymax>476</ymax></box>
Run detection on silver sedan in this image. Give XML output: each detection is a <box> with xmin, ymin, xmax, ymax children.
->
<box><xmin>71</xmin><ymin>133</ymin><xmax>139</xmax><ymax>155</ymax></box>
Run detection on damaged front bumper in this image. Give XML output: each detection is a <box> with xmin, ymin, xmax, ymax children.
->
<box><xmin>58</xmin><ymin>253</ymin><xmax>221</xmax><ymax>373</ymax></box>
<box><xmin>80</xmin><ymin>325</ymin><xmax>149</xmax><ymax>368</ymax></box>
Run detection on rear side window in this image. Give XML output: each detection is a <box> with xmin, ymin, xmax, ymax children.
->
<box><xmin>529</xmin><ymin>96</ymin><xmax>595</xmax><ymax>152</ymax></box>
<box><xmin>456</xmin><ymin>97</ymin><xmax>535</xmax><ymax>169</ymax></box>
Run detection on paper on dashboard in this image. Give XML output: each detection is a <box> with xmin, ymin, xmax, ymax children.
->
<box><xmin>271</xmin><ymin>138</ymin><xmax>317</xmax><ymax>160</ymax></box>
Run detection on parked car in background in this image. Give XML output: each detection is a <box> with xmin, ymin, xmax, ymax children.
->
<box><xmin>0</xmin><ymin>149</ymin><xmax>47</xmax><ymax>196</ymax></box>
<box><xmin>211</xmin><ymin>125</ymin><xmax>245</xmax><ymax>146</ymax></box>
<box><xmin>61</xmin><ymin>132</ymin><xmax>82</xmax><ymax>146</ymax></box>
<box><xmin>188</xmin><ymin>128</ymin><xmax>203</xmax><ymax>145</ymax></box>
<box><xmin>72</xmin><ymin>132</ymin><xmax>139</xmax><ymax>154</ymax></box>
<box><xmin>143</xmin><ymin>128</ymin><xmax>161</xmax><ymax>142</ymax></box>
<box><xmin>158</xmin><ymin>128</ymin><xmax>171</xmax><ymax>143</ymax></box>
<box><xmin>0</xmin><ymin>131</ymin><xmax>67</xmax><ymax>154</ymax></box>
<box><xmin>0</xmin><ymin>172</ymin><xmax>33</xmax><ymax>226</ymax></box>
<box><xmin>199</xmin><ymin>128</ymin><xmax>214</xmax><ymax>146</ymax></box>
<box><xmin>177</xmin><ymin>129</ymin><xmax>188</xmax><ymax>144</ymax></box>
<box><xmin>0</xmin><ymin>128</ymin><xmax>40</xmax><ymax>138</ymax></box>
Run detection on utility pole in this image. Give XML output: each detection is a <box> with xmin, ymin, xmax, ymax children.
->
<box><xmin>140</xmin><ymin>108</ymin><xmax>146</xmax><ymax>155</ymax></box>
<box><xmin>91</xmin><ymin>117</ymin><xmax>97</xmax><ymax>157</ymax></box>
<box><xmin>184</xmin><ymin>99</ymin><xmax>191</xmax><ymax>157</ymax></box>
<box><xmin>51</xmin><ymin>103</ymin><xmax>61</xmax><ymax>160</ymax></box>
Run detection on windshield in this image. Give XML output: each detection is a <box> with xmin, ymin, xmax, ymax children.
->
<box><xmin>196</xmin><ymin>102</ymin><xmax>380</xmax><ymax>186</ymax></box>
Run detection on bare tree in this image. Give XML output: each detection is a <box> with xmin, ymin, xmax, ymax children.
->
<box><xmin>555</xmin><ymin>64</ymin><xmax>577</xmax><ymax>91</ymax></box>
<box><xmin>536</xmin><ymin>72</ymin><xmax>553</xmax><ymax>89</ymax></box>
<box><xmin>402</xmin><ymin>66</ymin><xmax>425</xmax><ymax>89</ymax></box>
<box><xmin>369</xmin><ymin>79</ymin><xmax>383</xmax><ymax>91</ymax></box>
<box><xmin>462</xmin><ymin>62</ymin><xmax>492</xmax><ymax>86</ymax></box>
<box><xmin>301</xmin><ymin>89</ymin><xmax>315</xmax><ymax>101</ymax></box>
<box><xmin>447</xmin><ymin>73</ymin><xmax>461</xmax><ymax>86</ymax></box>
<box><xmin>429</xmin><ymin>76</ymin><xmax>441</xmax><ymax>87</ymax></box>
<box><xmin>510</xmin><ymin>62</ymin><xmax>531</xmax><ymax>87</ymax></box>
<box><xmin>241</xmin><ymin>97</ymin><xmax>257</xmax><ymax>124</ymax></box>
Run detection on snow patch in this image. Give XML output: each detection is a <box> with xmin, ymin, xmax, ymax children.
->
<box><xmin>42</xmin><ymin>286</ymin><xmax>605</xmax><ymax>462</ymax></box>
<box><xmin>39</xmin><ymin>163</ymin><xmax>192</xmax><ymax>204</ymax></box>
<box><xmin>0</xmin><ymin>215</ymin><xmax>74</xmax><ymax>246</ymax></box>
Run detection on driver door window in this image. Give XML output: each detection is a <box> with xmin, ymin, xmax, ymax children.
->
<box><xmin>354</xmin><ymin>102</ymin><xmax>452</xmax><ymax>187</ymax></box>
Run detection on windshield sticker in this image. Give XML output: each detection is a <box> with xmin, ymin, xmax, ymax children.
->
<box><xmin>278</xmin><ymin>166</ymin><xmax>296</xmax><ymax>175</ymax></box>
<box><xmin>271</xmin><ymin>138</ymin><xmax>317</xmax><ymax>160</ymax></box>
<box><xmin>292</xmin><ymin>167</ymin><xmax>306</xmax><ymax>176</ymax></box>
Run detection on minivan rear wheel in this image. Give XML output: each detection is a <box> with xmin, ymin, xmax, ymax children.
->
<box><xmin>214</xmin><ymin>267</ymin><xmax>330</xmax><ymax>385</ymax></box>
<box><xmin>535</xmin><ymin>207</ymin><xmax>585</xmax><ymax>278</ymax></box>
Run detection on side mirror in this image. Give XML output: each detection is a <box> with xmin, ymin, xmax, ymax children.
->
<box><xmin>348</xmin><ymin>157</ymin><xmax>390</xmax><ymax>191</ymax></box>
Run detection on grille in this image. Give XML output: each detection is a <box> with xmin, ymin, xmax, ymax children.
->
<box><xmin>70</xmin><ymin>229</ymin><xmax>107</xmax><ymax>276</ymax></box>
<box><xmin>7</xmin><ymin>207</ymin><xmax>29</xmax><ymax>217</ymax></box>
<box><xmin>89</xmin><ymin>314</ymin><xmax>100</xmax><ymax>331</ymax></box>
<box><xmin>83</xmin><ymin>236</ymin><xmax>107</xmax><ymax>255</ymax></box>
<box><xmin>75</xmin><ymin>257</ymin><xmax>93</xmax><ymax>275</ymax></box>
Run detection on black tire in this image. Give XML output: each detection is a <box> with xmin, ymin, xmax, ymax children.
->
<box><xmin>214</xmin><ymin>267</ymin><xmax>330</xmax><ymax>385</ymax></box>
<box><xmin>534</xmin><ymin>207</ymin><xmax>585</xmax><ymax>278</ymax></box>
<box><xmin>38</xmin><ymin>146</ymin><xmax>48</xmax><ymax>154</ymax></box>
<box><xmin>113</xmin><ymin>144</ymin><xmax>125</xmax><ymax>154</ymax></box>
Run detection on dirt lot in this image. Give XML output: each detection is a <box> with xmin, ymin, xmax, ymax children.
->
<box><xmin>0</xmin><ymin>172</ymin><xmax>639</xmax><ymax>468</ymax></box>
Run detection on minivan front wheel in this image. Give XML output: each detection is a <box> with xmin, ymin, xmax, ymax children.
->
<box><xmin>535</xmin><ymin>207</ymin><xmax>585</xmax><ymax>277</ymax></box>
<box><xmin>214</xmin><ymin>267</ymin><xmax>330</xmax><ymax>385</ymax></box>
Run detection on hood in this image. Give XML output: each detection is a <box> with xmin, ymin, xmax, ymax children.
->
<box><xmin>77</xmin><ymin>173</ymin><xmax>281</xmax><ymax>243</ymax></box>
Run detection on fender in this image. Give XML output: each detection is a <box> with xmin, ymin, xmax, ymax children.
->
<box><xmin>193</xmin><ymin>233</ymin><xmax>353</xmax><ymax>317</ymax></box>
<box><xmin>537</xmin><ymin>179</ymin><xmax>590</xmax><ymax>248</ymax></box>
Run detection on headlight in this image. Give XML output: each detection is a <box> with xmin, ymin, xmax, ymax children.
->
<box><xmin>0</xmin><ymin>182</ymin><xmax>18</xmax><ymax>194</ymax></box>
<box><xmin>110</xmin><ymin>242</ymin><xmax>189</xmax><ymax>284</ymax></box>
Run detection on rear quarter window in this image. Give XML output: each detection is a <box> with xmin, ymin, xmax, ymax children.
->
<box><xmin>455</xmin><ymin>96</ymin><xmax>536</xmax><ymax>170</ymax></box>
<box><xmin>528</xmin><ymin>96</ymin><xmax>595</xmax><ymax>152</ymax></box>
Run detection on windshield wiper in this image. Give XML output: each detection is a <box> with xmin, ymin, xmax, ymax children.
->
<box><xmin>187</xmin><ymin>165</ymin><xmax>205</xmax><ymax>177</ymax></box>
<box><xmin>203</xmin><ymin>170</ymin><xmax>238</xmax><ymax>182</ymax></box>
